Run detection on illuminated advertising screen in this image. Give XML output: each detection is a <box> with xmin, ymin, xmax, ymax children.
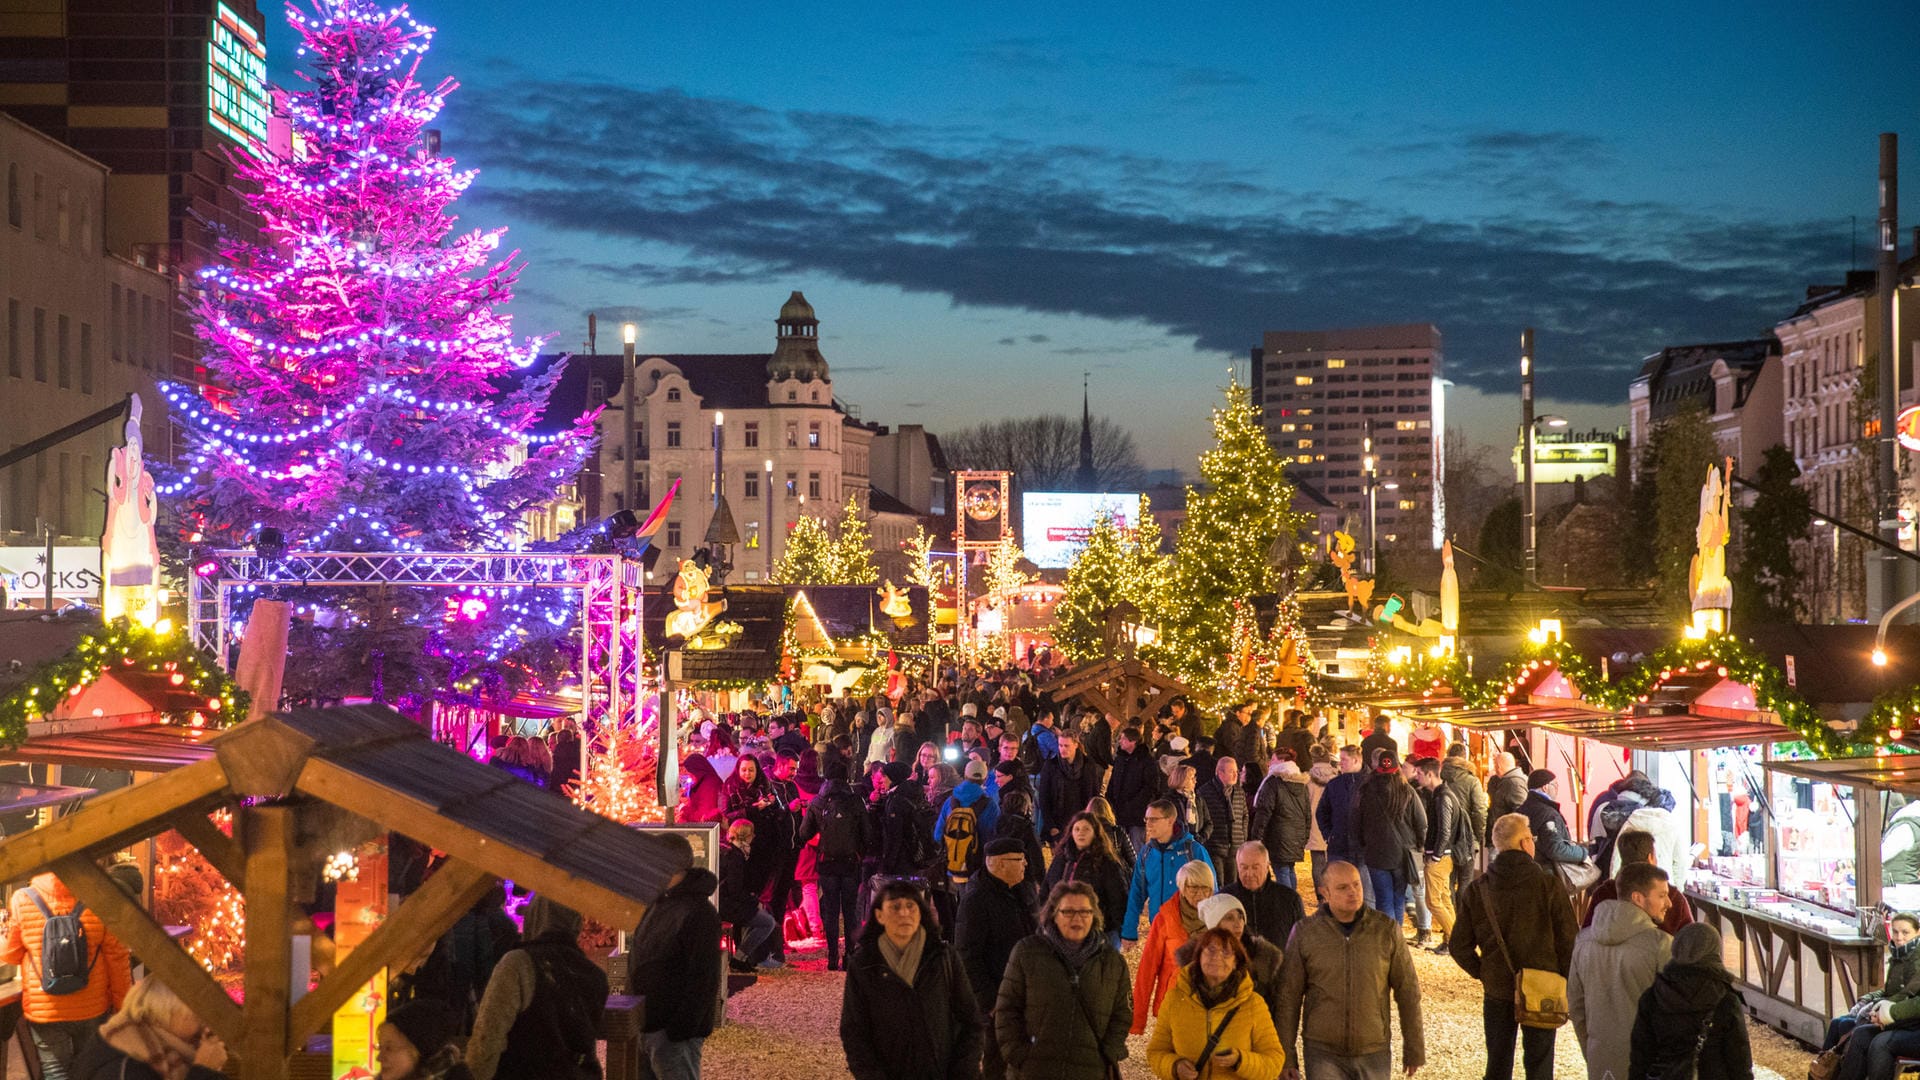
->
<box><xmin>1021</xmin><ymin>492</ymin><xmax>1142</xmax><ymax>568</ymax></box>
<box><xmin>208</xmin><ymin>2</ymin><xmax>268</xmax><ymax>146</ymax></box>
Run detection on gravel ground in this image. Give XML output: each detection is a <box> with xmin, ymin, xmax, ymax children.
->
<box><xmin>706</xmin><ymin>935</ymin><xmax>1813</xmax><ymax>1080</ymax></box>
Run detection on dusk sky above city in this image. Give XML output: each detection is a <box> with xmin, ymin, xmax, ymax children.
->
<box><xmin>274</xmin><ymin>0</ymin><xmax>1920</xmax><ymax>470</ymax></box>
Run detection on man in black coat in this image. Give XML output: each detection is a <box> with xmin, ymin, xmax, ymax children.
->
<box><xmin>1486</xmin><ymin>751</ymin><xmax>1528</xmax><ymax>845</ymax></box>
<box><xmin>1106</xmin><ymin>727</ymin><xmax>1163</xmax><ymax>852</ymax></box>
<box><xmin>878</xmin><ymin>762</ymin><xmax>936</xmax><ymax>878</ymax></box>
<box><xmin>1213</xmin><ymin>701</ymin><xmax>1257</xmax><ymax>778</ymax></box>
<box><xmin>1036</xmin><ymin>727</ymin><xmax>1101</xmax><ymax>845</ymax></box>
<box><xmin>627</xmin><ymin>836</ymin><xmax>723</xmax><ymax>1079</ymax></box>
<box><xmin>1195</xmin><ymin>757</ymin><xmax>1250</xmax><ymax>869</ymax></box>
<box><xmin>1360</xmin><ymin>711</ymin><xmax>1398</xmax><ymax>770</ymax></box>
<box><xmin>1452</xmin><ymin>812</ymin><xmax>1578</xmax><ymax>1080</ymax></box>
<box><xmin>1223</xmin><ymin>840</ymin><xmax>1305</xmax><ymax>952</ymax></box>
<box><xmin>1518</xmin><ymin>768</ymin><xmax>1589</xmax><ymax>870</ymax></box>
<box><xmin>796</xmin><ymin>758</ymin><xmax>875</xmax><ymax>971</ymax></box>
<box><xmin>956</xmin><ymin>839</ymin><xmax>1037</xmax><ymax>1080</ymax></box>
<box><xmin>1078</xmin><ymin>710</ymin><xmax>1115</xmax><ymax>794</ymax></box>
<box><xmin>1353</xmin><ymin>756</ymin><xmax>1426</xmax><ymax>923</ymax></box>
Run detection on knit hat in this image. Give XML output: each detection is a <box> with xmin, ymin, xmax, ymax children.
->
<box><xmin>962</xmin><ymin>702</ymin><xmax>978</xmax><ymax>717</ymax></box>
<box><xmin>985</xmin><ymin>837</ymin><xmax>1027</xmax><ymax>857</ymax></box>
<box><xmin>1671</xmin><ymin>922</ymin><xmax>1725</xmax><ymax>969</ymax></box>
<box><xmin>964</xmin><ymin>759</ymin><xmax>990</xmax><ymax>782</ymax></box>
<box><xmin>383</xmin><ymin>999</ymin><xmax>458</xmax><ymax>1058</ymax></box>
<box><xmin>522</xmin><ymin>895</ymin><xmax>585</xmax><ymax>942</ymax></box>
<box><xmin>1526</xmin><ymin>768</ymin><xmax>1557</xmax><ymax>790</ymax></box>
<box><xmin>1197</xmin><ymin>893</ymin><xmax>1246</xmax><ymax>930</ymax></box>
<box><xmin>1168</xmin><ymin>735</ymin><xmax>1190</xmax><ymax>753</ymax></box>
<box><xmin>881</xmin><ymin>762</ymin><xmax>911</xmax><ymax>786</ymax></box>
<box><xmin>993</xmin><ymin>706</ymin><xmax>1007</xmax><ymax>719</ymax></box>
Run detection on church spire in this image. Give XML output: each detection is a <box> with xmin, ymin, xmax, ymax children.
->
<box><xmin>1076</xmin><ymin>371</ymin><xmax>1097</xmax><ymax>491</ymax></box>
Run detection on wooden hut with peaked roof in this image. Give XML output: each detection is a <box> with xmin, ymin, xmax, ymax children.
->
<box><xmin>0</xmin><ymin>705</ymin><xmax>690</xmax><ymax>1080</ymax></box>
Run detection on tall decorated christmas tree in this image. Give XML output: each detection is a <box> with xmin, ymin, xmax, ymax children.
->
<box><xmin>1159</xmin><ymin>381</ymin><xmax>1307</xmax><ymax>682</ymax></box>
<box><xmin>162</xmin><ymin>0</ymin><xmax>595</xmax><ymax>703</ymax></box>
<box><xmin>1054</xmin><ymin>504</ymin><xmax>1168</xmax><ymax>663</ymax></box>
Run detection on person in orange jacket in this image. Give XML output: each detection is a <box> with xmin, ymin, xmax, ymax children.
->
<box><xmin>2</xmin><ymin>871</ymin><xmax>133</xmax><ymax>1080</ymax></box>
<box><xmin>1131</xmin><ymin>859</ymin><xmax>1216</xmax><ymax>1034</ymax></box>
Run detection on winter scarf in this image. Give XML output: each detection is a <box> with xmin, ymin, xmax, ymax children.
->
<box><xmin>1179</xmin><ymin>897</ymin><xmax>1206</xmax><ymax>936</ymax></box>
<box><xmin>95</xmin><ymin>1014</ymin><xmax>200</xmax><ymax>1080</ymax></box>
<box><xmin>1191</xmin><ymin>965</ymin><xmax>1248</xmax><ymax>1010</ymax></box>
<box><xmin>1044</xmin><ymin>924</ymin><xmax>1107</xmax><ymax>974</ymax></box>
<box><xmin>879</xmin><ymin>927</ymin><xmax>928</xmax><ymax>987</ymax></box>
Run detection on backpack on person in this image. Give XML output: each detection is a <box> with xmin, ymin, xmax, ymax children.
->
<box><xmin>1645</xmin><ymin>1010</ymin><xmax>1716</xmax><ymax>1080</ymax></box>
<box><xmin>516</xmin><ymin>941</ymin><xmax>607</xmax><ymax>1080</ymax></box>
<box><xmin>1018</xmin><ymin>728</ymin><xmax>1045</xmax><ymax>773</ymax></box>
<box><xmin>22</xmin><ymin>888</ymin><xmax>99</xmax><ymax>996</ymax></box>
<box><xmin>819</xmin><ymin>793</ymin><xmax>866</xmax><ymax>866</ymax></box>
<box><xmin>943</xmin><ymin>796</ymin><xmax>987</xmax><ymax>879</ymax></box>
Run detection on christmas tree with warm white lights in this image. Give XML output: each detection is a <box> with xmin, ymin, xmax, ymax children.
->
<box><xmin>162</xmin><ymin>0</ymin><xmax>595</xmax><ymax>703</ymax></box>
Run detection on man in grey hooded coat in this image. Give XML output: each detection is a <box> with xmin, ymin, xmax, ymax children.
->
<box><xmin>1568</xmin><ymin>862</ymin><xmax>1674</xmax><ymax>1080</ymax></box>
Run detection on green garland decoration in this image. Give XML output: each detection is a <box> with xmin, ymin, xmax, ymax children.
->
<box><xmin>1364</xmin><ymin>630</ymin><xmax>1880</xmax><ymax>759</ymax></box>
<box><xmin>0</xmin><ymin>619</ymin><xmax>249</xmax><ymax>748</ymax></box>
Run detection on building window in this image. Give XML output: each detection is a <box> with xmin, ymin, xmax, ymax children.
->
<box><xmin>56</xmin><ymin>315</ymin><xmax>69</xmax><ymax>388</ymax></box>
<box><xmin>32</xmin><ymin>307</ymin><xmax>46</xmax><ymax>382</ymax></box>
<box><xmin>5</xmin><ymin>299</ymin><xmax>16</xmax><ymax>377</ymax></box>
<box><xmin>808</xmin><ymin>421</ymin><xmax>821</xmax><ymax>448</ymax></box>
<box><xmin>811</xmin><ymin>389</ymin><xmax>820</xmax><ymax>402</ymax></box>
<box><xmin>1327</xmin><ymin>358</ymin><xmax>1346</xmax><ymax>368</ymax></box>
<box><xmin>744</xmin><ymin>471</ymin><xmax>759</xmax><ymax>498</ymax></box>
<box><xmin>807</xmin><ymin>472</ymin><xmax>821</xmax><ymax>499</ymax></box>
<box><xmin>79</xmin><ymin>323</ymin><xmax>91</xmax><ymax>394</ymax></box>
<box><xmin>787</xmin><ymin>389</ymin><xmax>797</xmax><ymax>402</ymax></box>
<box><xmin>786</xmin><ymin>472</ymin><xmax>797</xmax><ymax>497</ymax></box>
<box><xmin>1294</xmin><ymin>376</ymin><xmax>1314</xmax><ymax>385</ymax></box>
<box><xmin>666</xmin><ymin>386</ymin><xmax>681</xmax><ymax>402</ymax></box>
<box><xmin>587</xmin><ymin>377</ymin><xmax>605</xmax><ymax>403</ymax></box>
<box><xmin>666</xmin><ymin>521</ymin><xmax>681</xmax><ymax>548</ymax></box>
<box><xmin>77</xmin><ymin>198</ymin><xmax>89</xmax><ymax>251</ymax></box>
<box><xmin>31</xmin><ymin>173</ymin><xmax>43</xmax><ymax>239</ymax></box>
<box><xmin>665</xmin><ymin>421</ymin><xmax>681</xmax><ymax>448</ymax></box>
<box><xmin>786</xmin><ymin>422</ymin><xmax>798</xmax><ymax>448</ymax></box>
<box><xmin>139</xmin><ymin>295</ymin><xmax>152</xmax><ymax>369</ymax></box>
<box><xmin>633</xmin><ymin>425</ymin><xmax>646</xmax><ymax>452</ymax></box>
<box><xmin>108</xmin><ymin>285</ymin><xmax>121</xmax><ymax>362</ymax></box>
<box><xmin>743</xmin><ymin>421</ymin><xmax>759</xmax><ymax>448</ymax></box>
<box><xmin>55</xmin><ymin>185</ymin><xmax>69</xmax><ymax>247</ymax></box>
<box><xmin>744</xmin><ymin>521</ymin><xmax>761</xmax><ymax>551</ymax></box>
<box><xmin>5</xmin><ymin>165</ymin><xmax>17</xmax><ymax>227</ymax></box>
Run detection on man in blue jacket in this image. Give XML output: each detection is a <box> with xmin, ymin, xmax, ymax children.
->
<box><xmin>1315</xmin><ymin>743</ymin><xmax>1376</xmax><ymax>908</ymax></box>
<box><xmin>1120</xmin><ymin>797</ymin><xmax>1214</xmax><ymax>943</ymax></box>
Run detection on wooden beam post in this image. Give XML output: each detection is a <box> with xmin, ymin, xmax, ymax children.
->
<box><xmin>286</xmin><ymin>859</ymin><xmax>494</xmax><ymax>1051</ymax></box>
<box><xmin>51</xmin><ymin>856</ymin><xmax>245</xmax><ymax>1045</ymax></box>
<box><xmin>239</xmin><ymin>804</ymin><xmax>295</xmax><ymax>1080</ymax></box>
<box><xmin>166</xmin><ymin>807</ymin><xmax>244</xmax><ymax>890</ymax></box>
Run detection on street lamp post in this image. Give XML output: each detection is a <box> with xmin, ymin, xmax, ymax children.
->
<box><xmin>1521</xmin><ymin>328</ymin><xmax>1535</xmax><ymax>588</ymax></box>
<box><xmin>621</xmin><ymin>323</ymin><xmax>637</xmax><ymax>515</ymax></box>
<box><xmin>1363</xmin><ymin>418</ymin><xmax>1378</xmax><ymax>575</ymax></box>
<box><xmin>764</xmin><ymin>458</ymin><xmax>774</xmax><ymax>579</ymax></box>
<box><xmin>1523</xmin><ymin>411</ymin><xmax>1569</xmax><ymax>588</ymax></box>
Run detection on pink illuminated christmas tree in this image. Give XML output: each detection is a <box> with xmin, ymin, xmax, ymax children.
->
<box><xmin>161</xmin><ymin>0</ymin><xmax>596</xmax><ymax>703</ymax></box>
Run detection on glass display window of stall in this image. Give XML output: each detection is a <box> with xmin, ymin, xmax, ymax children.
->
<box><xmin>1771</xmin><ymin>769</ymin><xmax>1857</xmax><ymax>914</ymax></box>
<box><xmin>1699</xmin><ymin>745</ymin><xmax>1767</xmax><ymax>892</ymax></box>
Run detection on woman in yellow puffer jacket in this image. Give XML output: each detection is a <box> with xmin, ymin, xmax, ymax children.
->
<box><xmin>1147</xmin><ymin>928</ymin><xmax>1286</xmax><ymax>1080</ymax></box>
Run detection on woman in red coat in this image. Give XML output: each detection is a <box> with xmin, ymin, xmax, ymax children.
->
<box><xmin>1131</xmin><ymin>859</ymin><xmax>1216</xmax><ymax>1034</ymax></box>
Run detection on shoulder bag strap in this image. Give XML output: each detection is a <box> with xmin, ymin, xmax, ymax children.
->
<box><xmin>1197</xmin><ymin>1002</ymin><xmax>1246</xmax><ymax>1064</ymax></box>
<box><xmin>1474</xmin><ymin>880</ymin><xmax>1518</xmax><ymax>974</ymax></box>
<box><xmin>1063</xmin><ymin>953</ymin><xmax>1115</xmax><ymax>1066</ymax></box>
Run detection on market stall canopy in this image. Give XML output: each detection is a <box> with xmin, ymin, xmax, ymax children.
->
<box><xmin>1336</xmin><ymin>690</ymin><xmax>1467</xmax><ymax>711</ymax></box>
<box><xmin>0</xmin><ymin>704</ymin><xmax>692</xmax><ymax>1079</ymax></box>
<box><xmin>789</xmin><ymin>583</ymin><xmax>930</xmax><ymax>648</ymax></box>
<box><xmin>642</xmin><ymin>583</ymin><xmax>786</xmax><ymax>683</ymax></box>
<box><xmin>1399</xmin><ymin>702</ymin><xmax>1609</xmax><ymax>731</ymax></box>
<box><xmin>1533</xmin><ymin>711</ymin><xmax>1793</xmax><ymax>752</ymax></box>
<box><xmin>0</xmin><ymin>722</ymin><xmax>214</xmax><ymax>771</ymax></box>
<box><xmin>1763</xmin><ymin>755</ymin><xmax>1920</xmax><ymax>794</ymax></box>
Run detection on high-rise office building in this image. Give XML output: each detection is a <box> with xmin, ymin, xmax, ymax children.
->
<box><xmin>1251</xmin><ymin>323</ymin><xmax>1445</xmax><ymax>550</ymax></box>
<box><xmin>1</xmin><ymin>0</ymin><xmax>270</xmax><ymax>378</ymax></box>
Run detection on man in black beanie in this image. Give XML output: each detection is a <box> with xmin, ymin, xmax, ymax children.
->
<box><xmin>627</xmin><ymin>833</ymin><xmax>721</xmax><ymax>1080</ymax></box>
<box><xmin>955</xmin><ymin>838</ymin><xmax>1036</xmax><ymax>1080</ymax></box>
<box><xmin>1519</xmin><ymin>768</ymin><xmax>1588</xmax><ymax>868</ymax></box>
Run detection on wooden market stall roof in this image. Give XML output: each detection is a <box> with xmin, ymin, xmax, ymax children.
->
<box><xmin>1763</xmin><ymin>754</ymin><xmax>1920</xmax><ymax>793</ymax></box>
<box><xmin>642</xmin><ymin>583</ymin><xmax>787</xmax><ymax>682</ymax></box>
<box><xmin>0</xmin><ymin>704</ymin><xmax>691</xmax><ymax>1080</ymax></box>
<box><xmin>0</xmin><ymin>722</ymin><xmax>215</xmax><ymax>771</ymax></box>
<box><xmin>1038</xmin><ymin>657</ymin><xmax>1192</xmax><ymax>720</ymax></box>
<box><xmin>1399</xmin><ymin>702</ymin><xmax>1611</xmax><ymax>731</ymax></box>
<box><xmin>1532</xmin><ymin>711</ymin><xmax>1794</xmax><ymax>752</ymax></box>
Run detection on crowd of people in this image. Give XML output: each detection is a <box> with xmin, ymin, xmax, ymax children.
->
<box><xmin>0</xmin><ymin>663</ymin><xmax>1847</xmax><ymax>1080</ymax></box>
<box><xmin>636</xmin><ymin>667</ymin><xmax>1775</xmax><ymax>1080</ymax></box>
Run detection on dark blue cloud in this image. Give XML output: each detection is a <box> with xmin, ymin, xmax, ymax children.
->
<box><xmin>451</xmin><ymin>78</ymin><xmax>1842</xmax><ymax>401</ymax></box>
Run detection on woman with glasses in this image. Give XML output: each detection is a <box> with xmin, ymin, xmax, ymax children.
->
<box><xmin>1133</xmin><ymin>860</ymin><xmax>1218</xmax><ymax>1035</ymax></box>
<box><xmin>1147</xmin><ymin>928</ymin><xmax>1286</xmax><ymax>1080</ymax></box>
<box><xmin>839</xmin><ymin>879</ymin><xmax>982</xmax><ymax>1080</ymax></box>
<box><xmin>994</xmin><ymin>882</ymin><xmax>1132</xmax><ymax>1080</ymax></box>
<box><xmin>1043</xmin><ymin>812</ymin><xmax>1130</xmax><ymax>952</ymax></box>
